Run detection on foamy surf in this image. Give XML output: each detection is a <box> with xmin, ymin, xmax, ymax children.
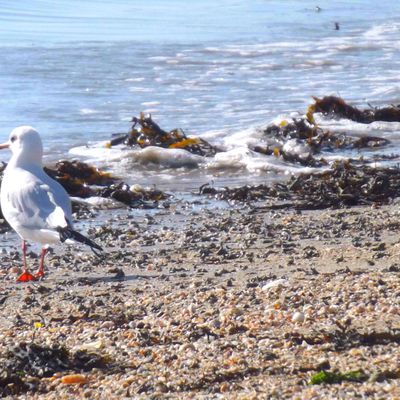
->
<box><xmin>1</xmin><ymin>2</ymin><xmax>398</xmax><ymax>191</ymax></box>
<box><xmin>134</xmin><ymin>146</ymin><xmax>204</xmax><ymax>168</ymax></box>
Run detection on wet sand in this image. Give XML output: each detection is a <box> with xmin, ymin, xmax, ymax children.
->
<box><xmin>1</xmin><ymin>200</ymin><xmax>400</xmax><ymax>398</ymax></box>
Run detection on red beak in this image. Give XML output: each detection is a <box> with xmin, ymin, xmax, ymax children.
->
<box><xmin>0</xmin><ymin>143</ymin><xmax>9</xmax><ymax>149</ymax></box>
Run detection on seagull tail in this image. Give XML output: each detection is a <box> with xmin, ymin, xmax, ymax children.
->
<box><xmin>58</xmin><ymin>227</ymin><xmax>104</xmax><ymax>257</ymax></box>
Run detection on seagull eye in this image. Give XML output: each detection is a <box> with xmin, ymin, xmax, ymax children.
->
<box><xmin>10</xmin><ymin>136</ymin><xmax>16</xmax><ymax>143</ymax></box>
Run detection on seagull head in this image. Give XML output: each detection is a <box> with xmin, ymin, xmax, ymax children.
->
<box><xmin>0</xmin><ymin>126</ymin><xmax>43</xmax><ymax>166</ymax></box>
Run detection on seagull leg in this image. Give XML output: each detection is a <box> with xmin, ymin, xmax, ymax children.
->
<box><xmin>34</xmin><ymin>247</ymin><xmax>47</xmax><ymax>279</ymax></box>
<box><xmin>16</xmin><ymin>241</ymin><xmax>36</xmax><ymax>282</ymax></box>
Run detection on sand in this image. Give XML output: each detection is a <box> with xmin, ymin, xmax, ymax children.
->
<box><xmin>0</xmin><ymin>200</ymin><xmax>400</xmax><ymax>399</ymax></box>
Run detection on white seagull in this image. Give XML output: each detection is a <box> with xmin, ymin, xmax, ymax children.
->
<box><xmin>0</xmin><ymin>126</ymin><xmax>102</xmax><ymax>282</ymax></box>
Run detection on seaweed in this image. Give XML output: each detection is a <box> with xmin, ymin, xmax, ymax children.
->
<box><xmin>254</xmin><ymin>96</ymin><xmax>396</xmax><ymax>168</ymax></box>
<box><xmin>260</xmin><ymin>116</ymin><xmax>355</xmax><ymax>153</ymax></box>
<box><xmin>3</xmin><ymin>342</ymin><xmax>107</xmax><ymax>378</ymax></box>
<box><xmin>107</xmin><ymin>112</ymin><xmax>219</xmax><ymax>157</ymax></box>
<box><xmin>199</xmin><ymin>161</ymin><xmax>400</xmax><ymax>210</ymax></box>
<box><xmin>47</xmin><ymin>160</ymin><xmax>115</xmax><ymax>185</ymax></box>
<box><xmin>44</xmin><ymin>160</ymin><xmax>116</xmax><ymax>198</ymax></box>
<box><xmin>98</xmin><ymin>182</ymin><xmax>168</xmax><ymax>208</ymax></box>
<box><xmin>309</xmin><ymin>370</ymin><xmax>367</xmax><ymax>385</ymax></box>
<box><xmin>0</xmin><ymin>342</ymin><xmax>108</xmax><ymax>397</ymax></box>
<box><xmin>43</xmin><ymin>160</ymin><xmax>168</xmax><ymax>208</ymax></box>
<box><xmin>309</xmin><ymin>96</ymin><xmax>400</xmax><ymax>124</ymax></box>
<box><xmin>257</xmin><ymin>115</ymin><xmax>390</xmax><ymax>168</ymax></box>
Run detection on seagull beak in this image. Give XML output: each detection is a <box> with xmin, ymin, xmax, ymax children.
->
<box><xmin>0</xmin><ymin>142</ymin><xmax>9</xmax><ymax>149</ymax></box>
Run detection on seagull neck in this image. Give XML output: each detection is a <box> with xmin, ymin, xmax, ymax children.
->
<box><xmin>9</xmin><ymin>154</ymin><xmax>43</xmax><ymax>170</ymax></box>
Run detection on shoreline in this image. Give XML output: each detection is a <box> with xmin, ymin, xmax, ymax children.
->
<box><xmin>1</xmin><ymin>200</ymin><xmax>400</xmax><ymax>398</ymax></box>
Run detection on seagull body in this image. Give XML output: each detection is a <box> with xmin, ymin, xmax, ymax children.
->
<box><xmin>0</xmin><ymin>126</ymin><xmax>102</xmax><ymax>281</ymax></box>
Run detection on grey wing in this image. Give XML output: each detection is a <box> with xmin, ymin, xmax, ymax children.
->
<box><xmin>5</xmin><ymin>178</ymin><xmax>72</xmax><ymax>230</ymax></box>
<box><xmin>41</xmin><ymin>173</ymin><xmax>73</xmax><ymax>223</ymax></box>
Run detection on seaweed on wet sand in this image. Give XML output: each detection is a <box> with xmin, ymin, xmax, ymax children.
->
<box><xmin>199</xmin><ymin>161</ymin><xmax>400</xmax><ymax>209</ymax></box>
<box><xmin>107</xmin><ymin>112</ymin><xmax>219</xmax><ymax>157</ymax></box>
<box><xmin>0</xmin><ymin>342</ymin><xmax>108</xmax><ymax>397</ymax></box>
<box><xmin>42</xmin><ymin>160</ymin><xmax>169</xmax><ymax>208</ymax></box>
<box><xmin>99</xmin><ymin>182</ymin><xmax>169</xmax><ymax>208</ymax></box>
<box><xmin>3</xmin><ymin>342</ymin><xmax>106</xmax><ymax>378</ymax></box>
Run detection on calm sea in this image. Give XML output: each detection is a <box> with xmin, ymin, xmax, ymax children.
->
<box><xmin>1</xmin><ymin>1</ymin><xmax>399</xmax><ymax>189</ymax></box>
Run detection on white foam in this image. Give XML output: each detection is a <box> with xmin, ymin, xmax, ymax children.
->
<box><xmin>71</xmin><ymin>196</ymin><xmax>122</xmax><ymax>209</ymax></box>
<box><xmin>206</xmin><ymin>147</ymin><xmax>251</xmax><ymax>171</ymax></box>
<box><xmin>142</xmin><ymin>108</ymin><xmax>159</xmax><ymax>114</ymax></box>
<box><xmin>128</xmin><ymin>87</ymin><xmax>154</xmax><ymax>93</ymax></box>
<box><xmin>363</xmin><ymin>23</ymin><xmax>400</xmax><ymax>40</ymax></box>
<box><xmin>315</xmin><ymin>114</ymin><xmax>400</xmax><ymax>137</ymax></box>
<box><xmin>134</xmin><ymin>146</ymin><xmax>204</xmax><ymax>168</ymax></box>
<box><xmin>125</xmin><ymin>77</ymin><xmax>145</xmax><ymax>82</ymax></box>
<box><xmin>222</xmin><ymin>126</ymin><xmax>264</xmax><ymax>149</ymax></box>
<box><xmin>204</xmin><ymin>146</ymin><xmax>320</xmax><ymax>176</ymax></box>
<box><xmin>141</xmin><ymin>101</ymin><xmax>161</xmax><ymax>107</ymax></box>
<box><xmin>79</xmin><ymin>108</ymin><xmax>99</xmax><ymax>115</ymax></box>
<box><xmin>69</xmin><ymin>142</ymin><xmax>136</xmax><ymax>163</ymax></box>
<box><xmin>282</xmin><ymin>139</ymin><xmax>312</xmax><ymax>159</ymax></box>
<box><xmin>148</xmin><ymin>56</ymin><xmax>169</xmax><ymax>61</ymax></box>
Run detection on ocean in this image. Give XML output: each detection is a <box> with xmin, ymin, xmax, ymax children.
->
<box><xmin>1</xmin><ymin>0</ymin><xmax>400</xmax><ymax>190</ymax></box>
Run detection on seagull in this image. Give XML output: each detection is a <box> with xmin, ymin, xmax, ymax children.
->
<box><xmin>0</xmin><ymin>126</ymin><xmax>103</xmax><ymax>282</ymax></box>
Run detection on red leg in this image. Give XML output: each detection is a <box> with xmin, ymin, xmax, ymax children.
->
<box><xmin>16</xmin><ymin>241</ymin><xmax>36</xmax><ymax>282</ymax></box>
<box><xmin>35</xmin><ymin>247</ymin><xmax>47</xmax><ymax>279</ymax></box>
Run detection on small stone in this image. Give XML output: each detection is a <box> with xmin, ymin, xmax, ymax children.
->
<box><xmin>292</xmin><ymin>311</ymin><xmax>305</xmax><ymax>323</ymax></box>
<box><xmin>100</xmin><ymin>321</ymin><xmax>115</xmax><ymax>329</ymax></box>
<box><xmin>74</xmin><ymin>340</ymin><xmax>104</xmax><ymax>351</ymax></box>
<box><xmin>188</xmin><ymin>304</ymin><xmax>196</xmax><ymax>315</ymax></box>
<box><xmin>220</xmin><ymin>382</ymin><xmax>229</xmax><ymax>393</ymax></box>
<box><xmin>10</xmin><ymin>266</ymin><xmax>20</xmax><ymax>274</ymax></box>
<box><xmin>179</xmin><ymin>343</ymin><xmax>195</xmax><ymax>352</ymax></box>
<box><xmin>61</xmin><ymin>374</ymin><xmax>88</xmax><ymax>385</ymax></box>
<box><xmin>262</xmin><ymin>279</ymin><xmax>288</xmax><ymax>291</ymax></box>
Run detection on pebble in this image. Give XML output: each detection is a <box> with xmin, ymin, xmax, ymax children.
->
<box><xmin>10</xmin><ymin>266</ymin><xmax>20</xmax><ymax>274</ymax></box>
<box><xmin>61</xmin><ymin>374</ymin><xmax>88</xmax><ymax>385</ymax></box>
<box><xmin>262</xmin><ymin>279</ymin><xmax>288</xmax><ymax>291</ymax></box>
<box><xmin>100</xmin><ymin>321</ymin><xmax>115</xmax><ymax>330</ymax></box>
<box><xmin>292</xmin><ymin>311</ymin><xmax>305</xmax><ymax>323</ymax></box>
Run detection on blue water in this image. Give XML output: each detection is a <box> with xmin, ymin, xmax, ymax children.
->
<box><xmin>1</xmin><ymin>1</ymin><xmax>400</xmax><ymax>188</ymax></box>
<box><xmin>0</xmin><ymin>1</ymin><xmax>350</xmax><ymax>44</ymax></box>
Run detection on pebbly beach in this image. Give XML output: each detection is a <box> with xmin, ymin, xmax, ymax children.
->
<box><xmin>0</xmin><ymin>192</ymin><xmax>400</xmax><ymax>398</ymax></box>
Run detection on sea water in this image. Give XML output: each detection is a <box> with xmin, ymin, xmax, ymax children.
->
<box><xmin>0</xmin><ymin>0</ymin><xmax>400</xmax><ymax>190</ymax></box>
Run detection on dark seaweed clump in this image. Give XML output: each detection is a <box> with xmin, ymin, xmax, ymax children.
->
<box><xmin>251</xmin><ymin>96</ymin><xmax>394</xmax><ymax>167</ymax></box>
<box><xmin>200</xmin><ymin>161</ymin><xmax>400</xmax><ymax>210</ymax></box>
<box><xmin>3</xmin><ymin>342</ymin><xmax>105</xmax><ymax>377</ymax></box>
<box><xmin>44</xmin><ymin>160</ymin><xmax>115</xmax><ymax>198</ymax></box>
<box><xmin>98</xmin><ymin>182</ymin><xmax>168</xmax><ymax>208</ymax></box>
<box><xmin>45</xmin><ymin>160</ymin><xmax>169</xmax><ymax>208</ymax></box>
<box><xmin>107</xmin><ymin>112</ymin><xmax>219</xmax><ymax>157</ymax></box>
<box><xmin>0</xmin><ymin>342</ymin><xmax>106</xmax><ymax>397</ymax></box>
<box><xmin>310</xmin><ymin>96</ymin><xmax>400</xmax><ymax>124</ymax></box>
